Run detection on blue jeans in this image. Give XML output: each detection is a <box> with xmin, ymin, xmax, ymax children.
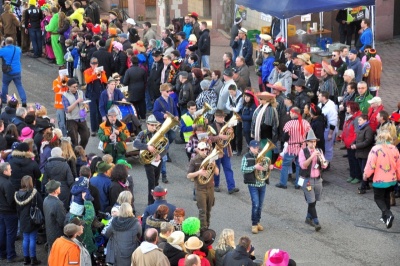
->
<box><xmin>161</xmin><ymin>155</ymin><xmax>167</xmax><ymax>175</ymax></box>
<box><xmin>22</xmin><ymin>230</ymin><xmax>37</xmax><ymax>257</ymax></box>
<box><xmin>214</xmin><ymin>150</ymin><xmax>236</xmax><ymax>191</ymax></box>
<box><xmin>89</xmin><ymin>97</ymin><xmax>101</xmax><ymax>132</ymax></box>
<box><xmin>201</xmin><ymin>55</ymin><xmax>210</xmax><ymax>68</ymax></box>
<box><xmin>2</xmin><ymin>73</ymin><xmax>27</xmax><ymax>104</ymax></box>
<box><xmin>0</xmin><ymin>213</ymin><xmax>18</xmax><ymax>259</ymax></box>
<box><xmin>279</xmin><ymin>153</ymin><xmax>300</xmax><ymax>186</ymax></box>
<box><xmin>28</xmin><ymin>28</ymin><xmax>42</xmax><ymax>57</ymax></box>
<box><xmin>324</xmin><ymin>129</ymin><xmax>336</xmax><ymax>161</ymax></box>
<box><xmin>248</xmin><ymin>185</ymin><xmax>266</xmax><ymax>225</ymax></box>
<box><xmin>56</xmin><ymin>109</ymin><xmax>67</xmax><ymax>136</ymax></box>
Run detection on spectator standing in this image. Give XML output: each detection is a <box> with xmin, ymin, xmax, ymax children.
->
<box><xmin>124</xmin><ymin>55</ymin><xmax>147</xmax><ymax>119</ymax></box>
<box><xmin>131</xmin><ymin>228</ymin><xmax>170</xmax><ymax>265</ymax></box>
<box><xmin>24</xmin><ymin>0</ymin><xmax>42</xmax><ymax>58</ymax></box>
<box><xmin>142</xmin><ymin>21</ymin><xmax>157</xmax><ymax>47</ymax></box>
<box><xmin>355</xmin><ymin>81</ymin><xmax>372</xmax><ymax>114</ymax></box>
<box><xmin>104</xmin><ymin>202</ymin><xmax>142</xmax><ymax>266</ymax></box>
<box><xmin>0</xmin><ymin>37</ymin><xmax>28</xmax><ymax>107</ymax></box>
<box><xmin>0</xmin><ymin>162</ymin><xmax>23</xmax><ymax>263</ymax></box>
<box><xmin>43</xmin><ymin>180</ymin><xmax>66</xmax><ymax>249</ymax></box>
<box><xmin>363</xmin><ymin>49</ymin><xmax>382</xmax><ymax>97</ymax></box>
<box><xmin>356</xmin><ymin>18</ymin><xmax>372</xmax><ymax>54</ymax></box>
<box><xmin>43</xmin><ymin>147</ymin><xmax>74</xmax><ymax>210</ymax></box>
<box><xmin>231</xmin><ymin>28</ymin><xmax>253</xmax><ymax>66</ymax></box>
<box><xmin>92</xmin><ymin>40</ymin><xmax>114</xmax><ymax>78</ymax></box>
<box><xmin>89</xmin><ymin>161</ymin><xmax>112</xmax><ymax>212</ymax></box>
<box><xmin>230</xmin><ymin>17</ymin><xmax>242</xmax><ymax>48</ymax></box>
<box><xmin>222</xmin><ymin>236</ymin><xmax>254</xmax><ymax>266</ymax></box>
<box><xmin>198</xmin><ymin>21</ymin><xmax>210</xmax><ymax>68</ymax></box>
<box><xmin>14</xmin><ymin>175</ymin><xmax>43</xmax><ymax>265</ymax></box>
<box><xmin>347</xmin><ymin>49</ymin><xmax>363</xmax><ymax>82</ymax></box>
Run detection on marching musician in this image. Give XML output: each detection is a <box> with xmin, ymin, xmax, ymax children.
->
<box><xmin>187</xmin><ymin>141</ymin><xmax>219</xmax><ymax>233</ymax></box>
<box><xmin>98</xmin><ymin>108</ymin><xmax>130</xmax><ymax>163</ymax></box>
<box><xmin>241</xmin><ymin>140</ymin><xmax>271</xmax><ymax>234</ymax></box>
<box><xmin>133</xmin><ymin>115</ymin><xmax>165</xmax><ymax>205</ymax></box>
<box><xmin>209</xmin><ymin>109</ymin><xmax>240</xmax><ymax>194</ymax></box>
<box><xmin>180</xmin><ymin>101</ymin><xmax>204</xmax><ymax>144</ymax></box>
<box><xmin>298</xmin><ymin>129</ymin><xmax>328</xmax><ymax>232</ymax></box>
<box><xmin>53</xmin><ymin>73</ymin><xmax>69</xmax><ymax>136</ymax></box>
<box><xmin>153</xmin><ymin>83</ymin><xmax>180</xmax><ymax>183</ymax></box>
<box><xmin>84</xmin><ymin>57</ymin><xmax>108</xmax><ymax>137</ymax></box>
<box><xmin>99</xmin><ymin>77</ymin><xmax>126</xmax><ymax>121</ymax></box>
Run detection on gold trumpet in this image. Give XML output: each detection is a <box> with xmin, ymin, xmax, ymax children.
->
<box><xmin>61</xmin><ymin>78</ymin><xmax>67</xmax><ymax>86</ymax></box>
<box><xmin>193</xmin><ymin>103</ymin><xmax>211</xmax><ymax>124</ymax></box>
<box><xmin>217</xmin><ymin>112</ymin><xmax>242</xmax><ymax>148</ymax></box>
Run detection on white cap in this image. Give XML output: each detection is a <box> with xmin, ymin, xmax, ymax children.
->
<box><xmin>367</xmin><ymin>97</ymin><xmax>382</xmax><ymax>104</ymax></box>
<box><xmin>126</xmin><ymin>18</ymin><xmax>136</xmax><ymax>25</ymax></box>
<box><xmin>239</xmin><ymin>28</ymin><xmax>247</xmax><ymax>34</ymax></box>
<box><xmin>197</xmin><ymin>142</ymin><xmax>208</xmax><ymax>150</ymax></box>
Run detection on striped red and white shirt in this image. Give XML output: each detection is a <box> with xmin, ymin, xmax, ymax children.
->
<box><xmin>283</xmin><ymin>119</ymin><xmax>311</xmax><ymax>155</ymax></box>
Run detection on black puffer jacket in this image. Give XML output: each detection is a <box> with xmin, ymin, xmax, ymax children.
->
<box><xmin>9</xmin><ymin>150</ymin><xmax>41</xmax><ymax>191</ymax></box>
<box><xmin>222</xmin><ymin>245</ymin><xmax>254</xmax><ymax>266</ymax></box>
<box><xmin>43</xmin><ymin>157</ymin><xmax>74</xmax><ymax>210</ymax></box>
<box><xmin>163</xmin><ymin>242</ymin><xmax>186</xmax><ymax>266</ymax></box>
<box><xmin>0</xmin><ymin>173</ymin><xmax>16</xmax><ymax>214</ymax></box>
<box><xmin>0</xmin><ymin>106</ymin><xmax>16</xmax><ymax>128</ymax></box>
<box><xmin>15</xmin><ymin>189</ymin><xmax>43</xmax><ymax>233</ymax></box>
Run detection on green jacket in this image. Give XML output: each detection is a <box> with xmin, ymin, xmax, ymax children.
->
<box><xmin>69</xmin><ymin>200</ymin><xmax>96</xmax><ymax>254</ymax></box>
<box><xmin>355</xmin><ymin>92</ymin><xmax>373</xmax><ymax>114</ymax></box>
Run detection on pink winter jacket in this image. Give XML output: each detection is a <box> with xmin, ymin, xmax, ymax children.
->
<box><xmin>364</xmin><ymin>144</ymin><xmax>400</xmax><ymax>184</ymax></box>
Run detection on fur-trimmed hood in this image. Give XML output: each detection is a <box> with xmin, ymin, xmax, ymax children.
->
<box><xmin>15</xmin><ymin>188</ymin><xmax>37</xmax><ymax>206</ymax></box>
<box><xmin>11</xmin><ymin>150</ymin><xmax>35</xmax><ymax>159</ymax></box>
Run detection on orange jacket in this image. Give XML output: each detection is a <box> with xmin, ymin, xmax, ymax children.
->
<box><xmin>53</xmin><ymin>77</ymin><xmax>69</xmax><ymax>109</ymax></box>
<box><xmin>83</xmin><ymin>67</ymin><xmax>107</xmax><ymax>84</ymax></box>
<box><xmin>48</xmin><ymin>237</ymin><xmax>80</xmax><ymax>266</ymax></box>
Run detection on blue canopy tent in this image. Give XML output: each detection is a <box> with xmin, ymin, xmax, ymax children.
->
<box><xmin>235</xmin><ymin>0</ymin><xmax>376</xmax><ymax>47</ymax></box>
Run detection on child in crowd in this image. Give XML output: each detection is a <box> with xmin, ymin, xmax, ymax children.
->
<box><xmin>75</xmin><ymin>145</ymin><xmax>88</xmax><ymax>176</ymax></box>
<box><xmin>70</xmin><ymin>176</ymin><xmax>94</xmax><ymax>216</ymax></box>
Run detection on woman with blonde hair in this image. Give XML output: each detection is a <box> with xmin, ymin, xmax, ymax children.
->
<box><xmin>104</xmin><ymin>202</ymin><xmax>142</xmax><ymax>266</ymax></box>
<box><xmin>61</xmin><ymin>138</ymin><xmax>77</xmax><ymax>177</ymax></box>
<box><xmin>214</xmin><ymin>228</ymin><xmax>235</xmax><ymax>266</ymax></box>
<box><xmin>364</xmin><ymin>130</ymin><xmax>400</xmax><ymax>229</ymax></box>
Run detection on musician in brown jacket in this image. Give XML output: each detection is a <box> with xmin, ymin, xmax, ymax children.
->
<box><xmin>187</xmin><ymin>141</ymin><xmax>219</xmax><ymax>233</ymax></box>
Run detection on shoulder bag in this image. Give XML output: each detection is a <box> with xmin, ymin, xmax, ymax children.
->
<box><xmin>30</xmin><ymin>193</ymin><xmax>44</xmax><ymax>225</ymax></box>
<box><xmin>2</xmin><ymin>47</ymin><xmax>15</xmax><ymax>73</ymax></box>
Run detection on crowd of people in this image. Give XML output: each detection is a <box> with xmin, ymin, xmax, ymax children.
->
<box><xmin>0</xmin><ymin>0</ymin><xmax>399</xmax><ymax>265</ymax></box>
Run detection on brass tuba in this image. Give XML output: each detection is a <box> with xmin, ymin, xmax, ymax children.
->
<box><xmin>217</xmin><ymin>112</ymin><xmax>242</xmax><ymax>148</ymax></box>
<box><xmin>255</xmin><ymin>139</ymin><xmax>276</xmax><ymax>181</ymax></box>
<box><xmin>139</xmin><ymin>112</ymin><xmax>180</xmax><ymax>164</ymax></box>
<box><xmin>193</xmin><ymin>103</ymin><xmax>211</xmax><ymax>124</ymax></box>
<box><xmin>198</xmin><ymin>146</ymin><xmax>223</xmax><ymax>184</ymax></box>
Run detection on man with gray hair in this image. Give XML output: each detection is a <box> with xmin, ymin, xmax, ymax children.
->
<box><xmin>217</xmin><ymin>68</ymin><xmax>236</xmax><ymax>115</ymax></box>
<box><xmin>185</xmin><ymin>254</ymin><xmax>201</xmax><ymax>266</ymax></box>
<box><xmin>0</xmin><ymin>37</ymin><xmax>27</xmax><ymax>108</ymax></box>
<box><xmin>235</xmin><ymin>56</ymin><xmax>250</xmax><ymax>86</ymax></box>
<box><xmin>0</xmin><ymin>162</ymin><xmax>24</xmax><ymax>262</ymax></box>
<box><xmin>12</xmin><ymin>107</ymin><xmax>27</xmax><ymax>133</ymax></box>
<box><xmin>42</xmin><ymin>147</ymin><xmax>74</xmax><ymax>210</ymax></box>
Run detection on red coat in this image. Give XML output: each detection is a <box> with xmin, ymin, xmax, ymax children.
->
<box><xmin>342</xmin><ymin>111</ymin><xmax>362</xmax><ymax>148</ymax></box>
<box><xmin>367</xmin><ymin>105</ymin><xmax>384</xmax><ymax>132</ymax></box>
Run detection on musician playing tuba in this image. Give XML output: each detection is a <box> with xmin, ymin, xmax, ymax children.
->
<box><xmin>133</xmin><ymin>115</ymin><xmax>164</xmax><ymax>205</ymax></box>
<box><xmin>208</xmin><ymin>110</ymin><xmax>240</xmax><ymax>194</ymax></box>
<box><xmin>187</xmin><ymin>141</ymin><xmax>219</xmax><ymax>232</ymax></box>
<box><xmin>241</xmin><ymin>140</ymin><xmax>273</xmax><ymax>234</ymax></box>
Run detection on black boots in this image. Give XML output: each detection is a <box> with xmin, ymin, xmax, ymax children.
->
<box><xmin>30</xmin><ymin>257</ymin><xmax>41</xmax><ymax>265</ymax></box>
<box><xmin>24</xmin><ymin>257</ymin><xmax>31</xmax><ymax>265</ymax></box>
